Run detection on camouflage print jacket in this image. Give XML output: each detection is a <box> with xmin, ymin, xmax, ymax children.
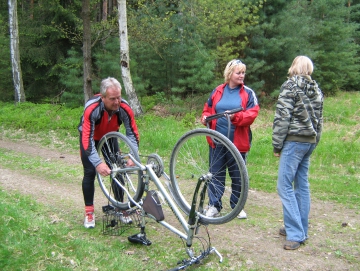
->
<box><xmin>272</xmin><ymin>75</ymin><xmax>324</xmax><ymax>153</ymax></box>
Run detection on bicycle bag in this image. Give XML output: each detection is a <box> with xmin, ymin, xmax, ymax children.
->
<box><xmin>143</xmin><ymin>190</ymin><xmax>165</xmax><ymax>221</ymax></box>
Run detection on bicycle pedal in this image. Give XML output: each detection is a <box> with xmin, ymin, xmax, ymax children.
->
<box><xmin>102</xmin><ymin>205</ymin><xmax>115</xmax><ymax>213</ymax></box>
<box><xmin>128</xmin><ymin>233</ymin><xmax>152</xmax><ymax>246</ymax></box>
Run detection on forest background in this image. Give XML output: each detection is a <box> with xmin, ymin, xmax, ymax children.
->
<box><xmin>1</xmin><ymin>0</ymin><xmax>360</xmax><ymax>110</ymax></box>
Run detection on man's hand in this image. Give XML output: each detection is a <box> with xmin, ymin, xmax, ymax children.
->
<box><xmin>96</xmin><ymin>162</ymin><xmax>111</xmax><ymax>176</ymax></box>
<box><xmin>126</xmin><ymin>159</ymin><xmax>135</xmax><ymax>167</ymax></box>
<box><xmin>273</xmin><ymin>152</ymin><xmax>280</xmax><ymax>157</ymax></box>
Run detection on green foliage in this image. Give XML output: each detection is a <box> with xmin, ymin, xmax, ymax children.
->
<box><xmin>57</xmin><ymin>47</ymin><xmax>84</xmax><ymax>106</ymax></box>
<box><xmin>139</xmin><ymin>95</ymin><xmax>157</xmax><ymax>112</ymax></box>
<box><xmin>18</xmin><ymin>0</ymin><xmax>81</xmax><ymax>102</ymax></box>
<box><xmin>0</xmin><ymin>5</ymin><xmax>14</xmax><ymax>102</ymax></box>
<box><xmin>308</xmin><ymin>0</ymin><xmax>360</xmax><ymax>94</ymax></box>
<box><xmin>171</xmin><ymin>40</ymin><xmax>215</xmax><ymax>96</ymax></box>
<box><xmin>244</xmin><ymin>0</ymin><xmax>360</xmax><ymax>97</ymax></box>
<box><xmin>0</xmin><ymin>26</ymin><xmax>13</xmax><ymax>102</ymax></box>
<box><xmin>127</xmin><ymin>0</ymin><xmax>263</xmax><ymax>97</ymax></box>
<box><xmin>154</xmin><ymin>92</ymin><xmax>167</xmax><ymax>103</ymax></box>
<box><xmin>182</xmin><ymin>112</ymin><xmax>196</xmax><ymax>128</ymax></box>
<box><xmin>93</xmin><ymin>37</ymin><xmax>122</xmax><ymax>80</ymax></box>
<box><xmin>127</xmin><ymin>1</ymin><xmax>179</xmax><ymax>95</ymax></box>
<box><xmin>3</xmin><ymin>0</ymin><xmax>360</xmax><ymax>108</ymax></box>
<box><xmin>192</xmin><ymin>0</ymin><xmax>263</xmax><ymax>73</ymax></box>
<box><xmin>58</xmin><ymin>36</ymin><xmax>126</xmax><ymax>107</ymax></box>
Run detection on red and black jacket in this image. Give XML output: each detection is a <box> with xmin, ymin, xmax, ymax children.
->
<box><xmin>78</xmin><ymin>95</ymin><xmax>139</xmax><ymax>167</ymax></box>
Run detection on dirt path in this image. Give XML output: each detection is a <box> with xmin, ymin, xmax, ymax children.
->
<box><xmin>0</xmin><ymin>138</ymin><xmax>359</xmax><ymax>270</ymax></box>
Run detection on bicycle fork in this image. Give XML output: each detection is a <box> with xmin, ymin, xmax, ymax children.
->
<box><xmin>185</xmin><ymin>173</ymin><xmax>223</xmax><ymax>263</ymax></box>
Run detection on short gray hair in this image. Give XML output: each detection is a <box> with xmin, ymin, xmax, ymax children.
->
<box><xmin>100</xmin><ymin>77</ymin><xmax>122</xmax><ymax>97</ymax></box>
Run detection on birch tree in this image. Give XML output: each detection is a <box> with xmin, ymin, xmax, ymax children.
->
<box><xmin>8</xmin><ymin>0</ymin><xmax>25</xmax><ymax>103</ymax></box>
<box><xmin>117</xmin><ymin>0</ymin><xmax>143</xmax><ymax>116</ymax></box>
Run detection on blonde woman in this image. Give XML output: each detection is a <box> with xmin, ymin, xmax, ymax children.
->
<box><xmin>272</xmin><ymin>56</ymin><xmax>324</xmax><ymax>250</ymax></box>
<box><xmin>201</xmin><ymin>59</ymin><xmax>260</xmax><ymax>219</ymax></box>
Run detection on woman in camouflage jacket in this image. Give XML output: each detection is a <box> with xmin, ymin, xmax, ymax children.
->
<box><xmin>272</xmin><ymin>56</ymin><xmax>324</xmax><ymax>250</ymax></box>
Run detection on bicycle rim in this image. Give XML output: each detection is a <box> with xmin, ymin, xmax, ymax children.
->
<box><xmin>169</xmin><ymin>128</ymin><xmax>248</xmax><ymax>224</ymax></box>
<box><xmin>96</xmin><ymin>132</ymin><xmax>144</xmax><ymax>210</ymax></box>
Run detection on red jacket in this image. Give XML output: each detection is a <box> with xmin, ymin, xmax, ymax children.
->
<box><xmin>202</xmin><ymin>83</ymin><xmax>260</xmax><ymax>153</ymax></box>
<box><xmin>78</xmin><ymin>95</ymin><xmax>139</xmax><ymax>167</ymax></box>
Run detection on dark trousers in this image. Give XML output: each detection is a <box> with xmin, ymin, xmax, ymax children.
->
<box><xmin>207</xmin><ymin>145</ymin><xmax>246</xmax><ymax>211</ymax></box>
<box><xmin>80</xmin><ymin>135</ymin><xmax>124</xmax><ymax>206</ymax></box>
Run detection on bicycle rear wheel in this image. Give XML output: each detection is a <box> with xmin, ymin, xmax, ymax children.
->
<box><xmin>96</xmin><ymin>132</ymin><xmax>144</xmax><ymax>210</ymax></box>
<box><xmin>169</xmin><ymin>128</ymin><xmax>248</xmax><ymax>224</ymax></box>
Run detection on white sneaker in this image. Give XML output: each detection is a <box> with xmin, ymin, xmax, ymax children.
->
<box><xmin>119</xmin><ymin>214</ymin><xmax>132</xmax><ymax>224</ymax></box>
<box><xmin>84</xmin><ymin>212</ymin><xmax>95</xmax><ymax>228</ymax></box>
<box><xmin>205</xmin><ymin>206</ymin><xmax>219</xmax><ymax>217</ymax></box>
<box><xmin>237</xmin><ymin>209</ymin><xmax>247</xmax><ymax>219</ymax></box>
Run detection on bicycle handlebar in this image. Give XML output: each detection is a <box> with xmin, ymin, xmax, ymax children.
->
<box><xmin>167</xmin><ymin>247</ymin><xmax>222</xmax><ymax>270</ymax></box>
<box><xmin>205</xmin><ymin>107</ymin><xmax>243</xmax><ymax>123</ymax></box>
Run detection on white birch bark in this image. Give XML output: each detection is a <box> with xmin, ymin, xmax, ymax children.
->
<box><xmin>8</xmin><ymin>0</ymin><xmax>25</xmax><ymax>103</ymax></box>
<box><xmin>118</xmin><ymin>0</ymin><xmax>143</xmax><ymax>116</ymax></box>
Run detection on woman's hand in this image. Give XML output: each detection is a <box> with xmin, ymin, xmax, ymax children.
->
<box><xmin>224</xmin><ymin>111</ymin><xmax>235</xmax><ymax>121</ymax></box>
<box><xmin>201</xmin><ymin>116</ymin><xmax>207</xmax><ymax>125</ymax></box>
<box><xmin>273</xmin><ymin>152</ymin><xmax>280</xmax><ymax>157</ymax></box>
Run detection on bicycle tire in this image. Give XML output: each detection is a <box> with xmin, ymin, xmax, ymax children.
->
<box><xmin>96</xmin><ymin>132</ymin><xmax>144</xmax><ymax>210</ymax></box>
<box><xmin>169</xmin><ymin>128</ymin><xmax>248</xmax><ymax>224</ymax></box>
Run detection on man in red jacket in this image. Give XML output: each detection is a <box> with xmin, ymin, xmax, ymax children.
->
<box><xmin>78</xmin><ymin>77</ymin><xmax>139</xmax><ymax>228</ymax></box>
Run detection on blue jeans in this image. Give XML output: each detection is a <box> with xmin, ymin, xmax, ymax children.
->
<box><xmin>207</xmin><ymin>145</ymin><xmax>246</xmax><ymax>211</ymax></box>
<box><xmin>277</xmin><ymin>141</ymin><xmax>316</xmax><ymax>242</ymax></box>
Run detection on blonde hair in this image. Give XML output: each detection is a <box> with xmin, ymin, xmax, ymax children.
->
<box><xmin>288</xmin><ymin>56</ymin><xmax>314</xmax><ymax>77</ymax></box>
<box><xmin>100</xmin><ymin>77</ymin><xmax>122</xmax><ymax>97</ymax></box>
<box><xmin>223</xmin><ymin>59</ymin><xmax>246</xmax><ymax>83</ymax></box>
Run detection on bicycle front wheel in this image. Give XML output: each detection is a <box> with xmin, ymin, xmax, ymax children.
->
<box><xmin>169</xmin><ymin>128</ymin><xmax>248</xmax><ymax>224</ymax></box>
<box><xmin>96</xmin><ymin>132</ymin><xmax>144</xmax><ymax>210</ymax></box>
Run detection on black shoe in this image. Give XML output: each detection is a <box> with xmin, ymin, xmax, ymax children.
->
<box><xmin>283</xmin><ymin>240</ymin><xmax>300</xmax><ymax>250</ymax></box>
<box><xmin>279</xmin><ymin>226</ymin><xmax>286</xmax><ymax>236</ymax></box>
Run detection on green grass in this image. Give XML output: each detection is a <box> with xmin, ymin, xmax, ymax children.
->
<box><xmin>0</xmin><ymin>92</ymin><xmax>359</xmax><ymax>270</ymax></box>
<box><xmin>0</xmin><ymin>190</ymin><xmax>161</xmax><ymax>271</ymax></box>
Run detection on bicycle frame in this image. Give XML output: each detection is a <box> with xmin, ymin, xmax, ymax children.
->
<box><xmin>110</xmin><ymin>153</ymin><xmax>223</xmax><ymax>264</ymax></box>
<box><xmin>97</xmin><ymin>119</ymin><xmax>249</xmax><ymax>269</ymax></box>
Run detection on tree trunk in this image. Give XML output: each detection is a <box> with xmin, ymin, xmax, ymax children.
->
<box><xmin>117</xmin><ymin>0</ymin><xmax>143</xmax><ymax>116</ymax></box>
<box><xmin>102</xmin><ymin>0</ymin><xmax>108</xmax><ymax>21</ymax></box>
<box><xmin>8</xmin><ymin>0</ymin><xmax>25</xmax><ymax>104</ymax></box>
<box><xmin>82</xmin><ymin>0</ymin><xmax>93</xmax><ymax>103</ymax></box>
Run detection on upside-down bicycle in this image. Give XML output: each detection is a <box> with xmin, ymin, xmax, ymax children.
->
<box><xmin>96</xmin><ymin>108</ymin><xmax>249</xmax><ymax>270</ymax></box>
